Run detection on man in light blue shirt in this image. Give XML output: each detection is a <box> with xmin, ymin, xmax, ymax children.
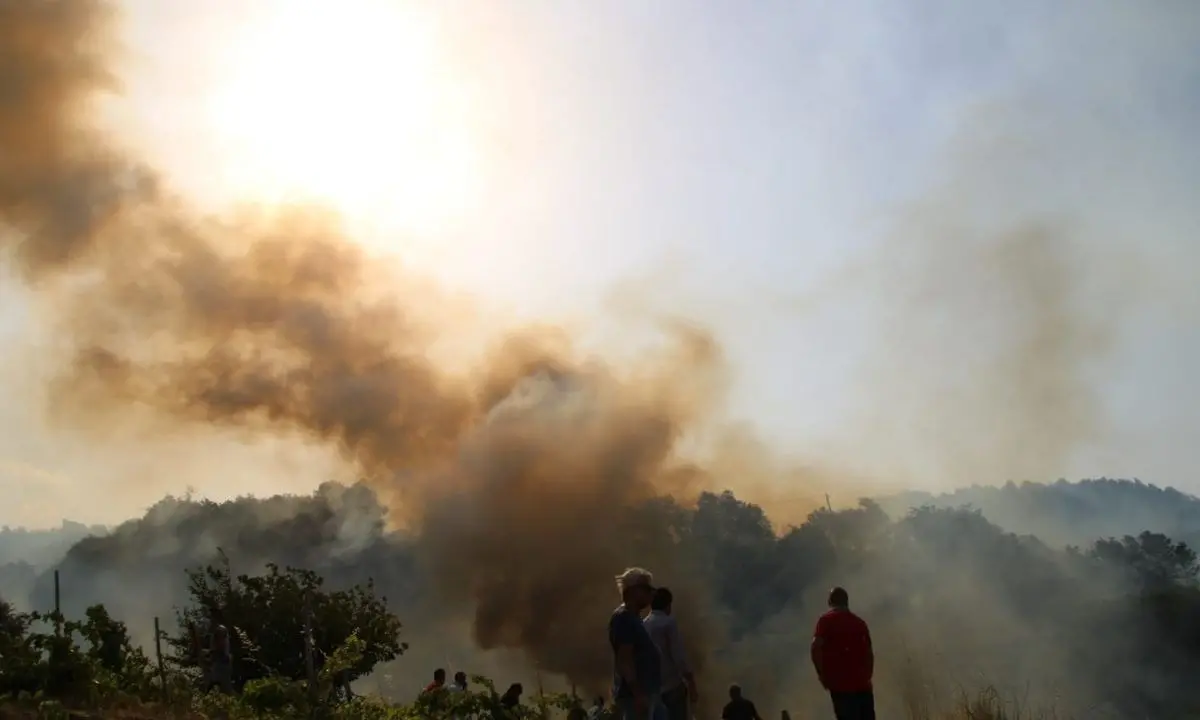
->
<box><xmin>643</xmin><ymin>587</ymin><xmax>698</xmax><ymax>720</ymax></box>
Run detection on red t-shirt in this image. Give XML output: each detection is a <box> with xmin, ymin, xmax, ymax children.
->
<box><xmin>813</xmin><ymin>608</ymin><xmax>873</xmax><ymax>693</ymax></box>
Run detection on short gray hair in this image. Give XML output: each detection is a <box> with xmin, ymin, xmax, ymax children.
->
<box><xmin>615</xmin><ymin>567</ymin><xmax>654</xmax><ymax>594</ymax></box>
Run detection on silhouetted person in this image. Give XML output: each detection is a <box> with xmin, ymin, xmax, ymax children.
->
<box><xmin>721</xmin><ymin>684</ymin><xmax>762</xmax><ymax>720</ymax></box>
<box><xmin>811</xmin><ymin>587</ymin><xmax>875</xmax><ymax>720</ymax></box>
<box><xmin>500</xmin><ymin>682</ymin><xmax>523</xmax><ymax>709</ymax></box>
<box><xmin>568</xmin><ymin>697</ymin><xmax>589</xmax><ymax>720</ymax></box>
<box><xmin>644</xmin><ymin>587</ymin><xmax>697</xmax><ymax>720</ymax></box>
<box><xmin>424</xmin><ymin>668</ymin><xmax>447</xmax><ymax>694</ymax></box>
<box><xmin>187</xmin><ymin>621</ymin><xmax>202</xmax><ymax>664</ymax></box>
<box><xmin>610</xmin><ymin>567</ymin><xmax>666</xmax><ymax>720</ymax></box>
<box><xmin>207</xmin><ymin>623</ymin><xmax>233</xmax><ymax>694</ymax></box>
<box><xmin>98</xmin><ymin>622</ymin><xmax>123</xmax><ymax>673</ymax></box>
<box><xmin>443</xmin><ymin>671</ymin><xmax>468</xmax><ymax>720</ymax></box>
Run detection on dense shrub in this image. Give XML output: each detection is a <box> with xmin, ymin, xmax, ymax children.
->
<box><xmin>0</xmin><ymin>563</ymin><xmax>569</xmax><ymax>719</ymax></box>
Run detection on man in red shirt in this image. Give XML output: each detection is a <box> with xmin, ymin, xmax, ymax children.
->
<box><xmin>423</xmin><ymin>667</ymin><xmax>447</xmax><ymax>694</ymax></box>
<box><xmin>811</xmin><ymin>587</ymin><xmax>875</xmax><ymax>720</ymax></box>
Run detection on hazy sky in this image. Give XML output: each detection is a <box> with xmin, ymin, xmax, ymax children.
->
<box><xmin>2</xmin><ymin>0</ymin><xmax>1199</xmax><ymax>527</ymax></box>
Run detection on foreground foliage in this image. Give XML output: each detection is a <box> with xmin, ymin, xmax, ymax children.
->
<box><xmin>0</xmin><ymin>590</ymin><xmax>1064</xmax><ymax>720</ymax></box>
<box><xmin>166</xmin><ymin>556</ymin><xmax>407</xmax><ymax>691</ymax></box>
<box><xmin>0</xmin><ymin>561</ymin><xmax>571</xmax><ymax>719</ymax></box>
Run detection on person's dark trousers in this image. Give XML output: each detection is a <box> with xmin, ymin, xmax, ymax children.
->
<box><xmin>661</xmin><ymin>685</ymin><xmax>689</xmax><ymax>720</ymax></box>
<box><xmin>830</xmin><ymin>690</ymin><xmax>875</xmax><ymax>720</ymax></box>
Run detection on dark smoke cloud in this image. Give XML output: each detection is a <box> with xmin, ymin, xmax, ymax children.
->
<box><xmin>0</xmin><ymin>0</ymin><xmax>729</xmax><ymax>696</ymax></box>
<box><xmin>7</xmin><ymin>1</ymin><xmax>1197</xmax><ymax>715</ymax></box>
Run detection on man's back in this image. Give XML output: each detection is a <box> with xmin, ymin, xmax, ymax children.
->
<box><xmin>609</xmin><ymin>605</ymin><xmax>661</xmax><ymax>699</ymax></box>
<box><xmin>813</xmin><ymin>608</ymin><xmax>872</xmax><ymax>693</ymax></box>
<box><xmin>721</xmin><ymin>697</ymin><xmax>759</xmax><ymax>720</ymax></box>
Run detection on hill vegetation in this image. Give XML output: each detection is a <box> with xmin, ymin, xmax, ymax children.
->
<box><xmin>0</xmin><ymin>522</ymin><xmax>107</xmax><ymax>571</ymax></box>
<box><xmin>878</xmin><ymin>477</ymin><xmax>1200</xmax><ymax>548</ymax></box>
<box><xmin>2</xmin><ymin>478</ymin><xmax>1200</xmax><ymax>718</ymax></box>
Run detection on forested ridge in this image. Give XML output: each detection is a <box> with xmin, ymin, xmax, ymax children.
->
<box><xmin>879</xmin><ymin>477</ymin><xmax>1200</xmax><ymax>549</ymax></box>
<box><xmin>3</xmin><ymin>477</ymin><xmax>1200</xmax><ymax>719</ymax></box>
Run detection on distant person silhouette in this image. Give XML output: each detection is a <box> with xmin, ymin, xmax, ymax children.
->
<box><xmin>500</xmin><ymin>682</ymin><xmax>523</xmax><ymax>710</ymax></box>
<box><xmin>811</xmin><ymin>587</ymin><xmax>875</xmax><ymax>720</ymax></box>
<box><xmin>721</xmin><ymin>684</ymin><xmax>762</xmax><ymax>720</ymax></box>
<box><xmin>424</xmin><ymin>668</ymin><xmax>447</xmax><ymax>694</ymax></box>
<box><xmin>568</xmin><ymin>697</ymin><xmax>590</xmax><ymax>720</ymax></box>
<box><xmin>450</xmin><ymin>671</ymin><xmax>470</xmax><ymax>718</ymax></box>
<box><xmin>207</xmin><ymin>622</ymin><xmax>233</xmax><ymax>694</ymax></box>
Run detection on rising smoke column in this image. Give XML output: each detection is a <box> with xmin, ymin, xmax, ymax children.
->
<box><xmin>0</xmin><ymin>0</ymin><xmax>723</xmax><ymax>693</ymax></box>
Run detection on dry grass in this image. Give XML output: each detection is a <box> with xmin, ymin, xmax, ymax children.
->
<box><xmin>940</xmin><ymin>687</ymin><xmax>1063</xmax><ymax>720</ymax></box>
<box><xmin>1</xmin><ymin>680</ymin><xmax>1069</xmax><ymax>720</ymax></box>
<box><xmin>884</xmin><ymin>647</ymin><xmax>1067</xmax><ymax>720</ymax></box>
<box><xmin>0</xmin><ymin>694</ymin><xmax>1066</xmax><ymax>720</ymax></box>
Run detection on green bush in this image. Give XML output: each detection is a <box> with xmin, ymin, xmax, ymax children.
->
<box><xmin>167</xmin><ymin>554</ymin><xmax>407</xmax><ymax>692</ymax></box>
<box><xmin>0</xmin><ymin>563</ymin><xmax>580</xmax><ymax>719</ymax></box>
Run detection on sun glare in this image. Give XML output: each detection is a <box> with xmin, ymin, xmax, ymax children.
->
<box><xmin>205</xmin><ymin>1</ymin><xmax>481</xmax><ymax>237</ymax></box>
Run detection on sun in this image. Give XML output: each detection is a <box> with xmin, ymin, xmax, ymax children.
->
<box><xmin>204</xmin><ymin>0</ymin><xmax>481</xmax><ymax>237</ymax></box>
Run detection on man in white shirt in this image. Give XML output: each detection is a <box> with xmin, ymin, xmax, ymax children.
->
<box><xmin>643</xmin><ymin>587</ymin><xmax>698</xmax><ymax>720</ymax></box>
<box><xmin>447</xmin><ymin>671</ymin><xmax>469</xmax><ymax>720</ymax></box>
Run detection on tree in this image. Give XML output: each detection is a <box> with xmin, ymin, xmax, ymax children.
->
<box><xmin>690</xmin><ymin>491</ymin><xmax>780</xmax><ymax>638</ymax></box>
<box><xmin>0</xmin><ymin>598</ymin><xmax>39</xmax><ymax>697</ymax></box>
<box><xmin>167</xmin><ymin>555</ymin><xmax>406</xmax><ymax>690</ymax></box>
<box><xmin>1088</xmin><ymin>531</ymin><xmax>1199</xmax><ymax>591</ymax></box>
<box><xmin>73</xmin><ymin>604</ymin><xmax>156</xmax><ymax>694</ymax></box>
<box><xmin>0</xmin><ymin>598</ymin><xmax>142</xmax><ymax>700</ymax></box>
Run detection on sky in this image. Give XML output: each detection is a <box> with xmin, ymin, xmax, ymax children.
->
<box><xmin>2</xmin><ymin>0</ymin><xmax>1199</xmax><ymax>527</ymax></box>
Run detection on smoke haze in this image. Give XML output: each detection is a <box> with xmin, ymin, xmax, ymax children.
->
<box><xmin>3</xmin><ymin>0</ymin><xmax>1200</xmax><ymax>715</ymax></box>
<box><xmin>1</xmin><ymin>0</ymin><xmax>740</xmax><ymax>697</ymax></box>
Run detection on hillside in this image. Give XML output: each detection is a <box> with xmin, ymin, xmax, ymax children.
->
<box><xmin>0</xmin><ymin>520</ymin><xmax>109</xmax><ymax>569</ymax></box>
<box><xmin>877</xmin><ymin>478</ymin><xmax>1200</xmax><ymax>548</ymax></box>
<box><xmin>5</xmin><ymin>477</ymin><xmax>1196</xmax><ymax>576</ymax></box>
<box><xmin>3</xmin><ymin>478</ymin><xmax>1200</xmax><ymax>717</ymax></box>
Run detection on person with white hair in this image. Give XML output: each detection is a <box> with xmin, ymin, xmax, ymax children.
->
<box><xmin>609</xmin><ymin>567</ymin><xmax>666</xmax><ymax>720</ymax></box>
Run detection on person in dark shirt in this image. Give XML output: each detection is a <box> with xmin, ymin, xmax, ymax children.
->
<box><xmin>609</xmin><ymin>567</ymin><xmax>666</xmax><ymax>720</ymax></box>
<box><xmin>721</xmin><ymin>684</ymin><xmax>762</xmax><ymax>720</ymax></box>
<box><xmin>567</xmin><ymin>697</ymin><xmax>589</xmax><ymax>720</ymax></box>
<box><xmin>500</xmin><ymin>683</ymin><xmax>523</xmax><ymax>709</ymax></box>
<box><xmin>207</xmin><ymin>622</ymin><xmax>233</xmax><ymax>694</ymax></box>
<box><xmin>491</xmin><ymin>683</ymin><xmax>522</xmax><ymax>720</ymax></box>
<box><xmin>811</xmin><ymin>587</ymin><xmax>875</xmax><ymax>720</ymax></box>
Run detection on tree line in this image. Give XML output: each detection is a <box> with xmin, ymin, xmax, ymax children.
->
<box><xmin>3</xmin><ymin>479</ymin><xmax>1200</xmax><ymax>717</ymax></box>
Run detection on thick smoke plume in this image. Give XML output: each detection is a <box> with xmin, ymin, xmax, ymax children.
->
<box><xmin>7</xmin><ymin>0</ymin><xmax>1199</xmax><ymax>714</ymax></box>
<box><xmin>1</xmin><ymin>0</ymin><xmax>731</xmax><ymax>695</ymax></box>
